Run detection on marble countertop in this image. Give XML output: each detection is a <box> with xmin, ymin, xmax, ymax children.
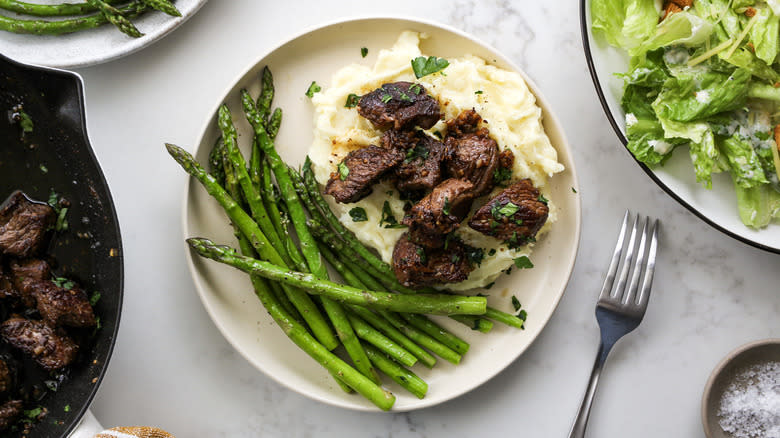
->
<box><xmin>65</xmin><ymin>1</ymin><xmax>779</xmax><ymax>436</ymax></box>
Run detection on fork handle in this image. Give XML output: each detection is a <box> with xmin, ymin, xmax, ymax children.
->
<box><xmin>567</xmin><ymin>342</ymin><xmax>608</xmax><ymax>438</ymax></box>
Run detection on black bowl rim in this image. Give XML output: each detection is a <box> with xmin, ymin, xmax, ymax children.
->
<box><xmin>579</xmin><ymin>0</ymin><xmax>780</xmax><ymax>255</ymax></box>
<box><xmin>1</xmin><ymin>54</ymin><xmax>125</xmax><ymax>436</ymax></box>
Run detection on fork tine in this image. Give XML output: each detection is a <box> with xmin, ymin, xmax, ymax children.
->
<box><xmin>598</xmin><ymin>211</ymin><xmax>630</xmax><ymax>299</ymax></box>
<box><xmin>636</xmin><ymin>220</ymin><xmax>659</xmax><ymax>308</ymax></box>
<box><xmin>623</xmin><ymin>216</ymin><xmax>648</xmax><ymax>305</ymax></box>
<box><xmin>612</xmin><ymin>214</ymin><xmax>639</xmax><ymax>300</ymax></box>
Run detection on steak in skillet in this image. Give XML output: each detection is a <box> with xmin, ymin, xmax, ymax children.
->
<box><xmin>358</xmin><ymin>82</ymin><xmax>442</xmax><ymax>130</ymax></box>
<box><xmin>0</xmin><ymin>192</ymin><xmax>54</xmax><ymax>259</ymax></box>
<box><xmin>9</xmin><ymin>259</ymin><xmax>50</xmax><ymax>308</ymax></box>
<box><xmin>0</xmin><ymin>400</ymin><xmax>22</xmax><ymax>431</ymax></box>
<box><xmin>0</xmin><ymin>317</ymin><xmax>78</xmax><ymax>371</ymax></box>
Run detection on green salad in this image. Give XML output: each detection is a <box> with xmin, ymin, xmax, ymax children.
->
<box><xmin>592</xmin><ymin>0</ymin><xmax>780</xmax><ymax>228</ymax></box>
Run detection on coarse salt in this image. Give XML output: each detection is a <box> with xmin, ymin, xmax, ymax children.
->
<box><xmin>717</xmin><ymin>361</ymin><xmax>780</xmax><ymax>438</ymax></box>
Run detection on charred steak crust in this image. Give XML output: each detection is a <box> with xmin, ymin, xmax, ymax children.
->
<box><xmin>468</xmin><ymin>179</ymin><xmax>549</xmax><ymax>244</ymax></box>
<box><xmin>392</xmin><ymin>233</ymin><xmax>473</xmax><ymax>289</ymax></box>
<box><xmin>30</xmin><ymin>281</ymin><xmax>96</xmax><ymax>328</ymax></box>
<box><xmin>0</xmin><ymin>400</ymin><xmax>22</xmax><ymax>431</ymax></box>
<box><xmin>385</xmin><ymin>130</ymin><xmax>446</xmax><ymax>197</ymax></box>
<box><xmin>0</xmin><ymin>317</ymin><xmax>78</xmax><ymax>371</ymax></box>
<box><xmin>324</xmin><ymin>145</ymin><xmax>405</xmax><ymax>204</ymax></box>
<box><xmin>0</xmin><ymin>360</ymin><xmax>11</xmax><ymax>394</ymax></box>
<box><xmin>357</xmin><ymin>82</ymin><xmax>442</xmax><ymax>130</ymax></box>
<box><xmin>0</xmin><ymin>191</ymin><xmax>55</xmax><ymax>259</ymax></box>
<box><xmin>444</xmin><ymin>109</ymin><xmax>500</xmax><ymax>197</ymax></box>
<box><xmin>402</xmin><ymin>178</ymin><xmax>474</xmax><ymax>249</ymax></box>
<box><xmin>9</xmin><ymin>259</ymin><xmax>50</xmax><ymax>308</ymax></box>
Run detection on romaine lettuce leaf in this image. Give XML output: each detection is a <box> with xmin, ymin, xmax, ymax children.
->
<box><xmin>633</xmin><ymin>12</ymin><xmax>714</xmax><ymax>56</ymax></box>
<box><xmin>721</xmin><ymin>48</ymin><xmax>780</xmax><ymax>82</ymax></box>
<box><xmin>748</xmin><ymin>5</ymin><xmax>780</xmax><ymax>65</ymax></box>
<box><xmin>592</xmin><ymin>0</ymin><xmax>659</xmax><ymax>51</ymax></box>
<box><xmin>735</xmin><ymin>181</ymin><xmax>780</xmax><ymax>228</ymax></box>
<box><xmin>652</xmin><ymin>68</ymin><xmax>751</xmax><ymax>122</ymax></box>
<box><xmin>719</xmin><ymin>133</ymin><xmax>770</xmax><ymax>188</ymax></box>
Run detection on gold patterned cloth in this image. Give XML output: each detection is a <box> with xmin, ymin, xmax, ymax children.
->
<box><xmin>93</xmin><ymin>427</ymin><xmax>174</xmax><ymax>438</ymax></box>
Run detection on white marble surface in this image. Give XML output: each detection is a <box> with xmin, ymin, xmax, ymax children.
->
<box><xmin>63</xmin><ymin>1</ymin><xmax>779</xmax><ymax>436</ymax></box>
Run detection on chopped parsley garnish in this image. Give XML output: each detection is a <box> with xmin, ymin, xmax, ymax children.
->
<box><xmin>409</xmin><ymin>83</ymin><xmax>422</xmax><ymax>94</ymax></box>
<box><xmin>756</xmin><ymin>131</ymin><xmax>771</xmax><ymax>140</ymax></box>
<box><xmin>494</xmin><ymin>202</ymin><xmax>519</xmax><ymax>218</ymax></box>
<box><xmin>513</xmin><ymin>256</ymin><xmax>534</xmax><ymax>269</ymax></box>
<box><xmin>386</xmin><ymin>190</ymin><xmax>394</xmax><ymax>197</ymax></box>
<box><xmin>411</xmin><ymin>56</ymin><xmax>449</xmax><ymax>78</ymax></box>
<box><xmin>474</xmin><ymin>90</ymin><xmax>483</xmax><ymax>94</ymax></box>
<box><xmin>63</xmin><ymin>405</ymin><xmax>70</xmax><ymax>412</ymax></box>
<box><xmin>52</xmin><ymin>277</ymin><xmax>75</xmax><ymax>290</ymax></box>
<box><xmin>397</xmin><ymin>91</ymin><xmax>412</xmax><ymax>102</ymax></box>
<box><xmin>451</xmin><ymin>253</ymin><xmax>461</xmax><ymax>263</ymax></box>
<box><xmin>465</xmin><ymin>245</ymin><xmax>485</xmax><ymax>267</ymax></box>
<box><xmin>305</xmin><ymin>81</ymin><xmax>321</xmax><ymax>98</ymax></box>
<box><xmin>337</xmin><ymin>162</ymin><xmax>349</xmax><ymax>180</ymax></box>
<box><xmin>415</xmin><ymin>247</ymin><xmax>427</xmax><ymax>264</ymax></box>
<box><xmin>485</xmin><ymin>282</ymin><xmax>495</xmax><ymax>290</ymax></box>
<box><xmin>488</xmin><ymin>248</ymin><xmax>496</xmax><ymax>256</ymax></box>
<box><xmin>360</xmin><ymin>47</ymin><xmax>368</xmax><ymax>58</ymax></box>
<box><xmin>442</xmin><ymin>197</ymin><xmax>451</xmax><ymax>215</ymax></box>
<box><xmin>404</xmin><ymin>144</ymin><xmax>429</xmax><ymax>163</ymax></box>
<box><xmin>511</xmin><ymin>295</ymin><xmax>522</xmax><ymax>311</ymax></box>
<box><xmin>344</xmin><ymin>93</ymin><xmax>361</xmax><ymax>108</ymax></box>
<box><xmin>380</xmin><ymin>93</ymin><xmax>393</xmax><ymax>103</ymax></box>
<box><xmin>518</xmin><ymin>309</ymin><xmax>528</xmax><ymax>320</ymax></box>
<box><xmin>92</xmin><ymin>316</ymin><xmax>102</xmax><ymax>336</ymax></box>
<box><xmin>39</xmin><ymin>164</ymin><xmax>48</xmax><ymax>174</ymax></box>
<box><xmin>380</xmin><ymin>201</ymin><xmax>406</xmax><ymax>229</ymax></box>
<box><xmin>47</xmin><ymin>190</ymin><xmax>69</xmax><ymax>232</ymax></box>
<box><xmin>538</xmin><ymin>194</ymin><xmax>549</xmax><ymax>204</ymax></box>
<box><xmin>349</xmin><ymin>207</ymin><xmax>368</xmax><ymax>222</ymax></box>
<box><xmin>89</xmin><ymin>290</ymin><xmax>101</xmax><ymax>306</ymax></box>
<box><xmin>24</xmin><ymin>407</ymin><xmax>42</xmax><ymax>420</ymax></box>
<box><xmin>572</xmin><ymin>187</ymin><xmax>577</xmax><ymax>193</ymax></box>
<box><xmin>493</xmin><ymin>166</ymin><xmax>512</xmax><ymax>186</ymax></box>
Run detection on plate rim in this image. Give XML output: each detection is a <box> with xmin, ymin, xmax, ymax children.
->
<box><xmin>181</xmin><ymin>14</ymin><xmax>582</xmax><ymax>412</ymax></box>
<box><xmin>0</xmin><ymin>0</ymin><xmax>208</xmax><ymax>69</ymax></box>
<box><xmin>579</xmin><ymin>0</ymin><xmax>780</xmax><ymax>255</ymax></box>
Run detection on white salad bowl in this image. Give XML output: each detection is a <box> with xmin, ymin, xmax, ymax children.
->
<box><xmin>581</xmin><ymin>0</ymin><xmax>780</xmax><ymax>253</ymax></box>
<box><xmin>182</xmin><ymin>16</ymin><xmax>581</xmax><ymax>411</ymax></box>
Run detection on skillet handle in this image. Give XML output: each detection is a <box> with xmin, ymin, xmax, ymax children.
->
<box><xmin>68</xmin><ymin>409</ymin><xmax>104</xmax><ymax>438</ymax></box>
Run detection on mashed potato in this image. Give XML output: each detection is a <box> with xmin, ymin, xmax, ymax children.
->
<box><xmin>308</xmin><ymin>31</ymin><xmax>564</xmax><ymax>290</ymax></box>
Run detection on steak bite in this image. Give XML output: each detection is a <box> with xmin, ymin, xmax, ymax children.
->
<box><xmin>468</xmin><ymin>179</ymin><xmax>549</xmax><ymax>245</ymax></box>
<box><xmin>392</xmin><ymin>233</ymin><xmax>473</xmax><ymax>289</ymax></box>
<box><xmin>0</xmin><ymin>317</ymin><xmax>78</xmax><ymax>371</ymax></box>
<box><xmin>0</xmin><ymin>191</ymin><xmax>55</xmax><ymax>258</ymax></box>
<box><xmin>402</xmin><ymin>178</ymin><xmax>474</xmax><ymax>248</ymax></box>
<box><xmin>384</xmin><ymin>130</ymin><xmax>446</xmax><ymax>197</ymax></box>
<box><xmin>444</xmin><ymin>110</ymin><xmax>500</xmax><ymax>196</ymax></box>
<box><xmin>9</xmin><ymin>259</ymin><xmax>50</xmax><ymax>307</ymax></box>
<box><xmin>357</xmin><ymin>82</ymin><xmax>442</xmax><ymax>130</ymax></box>
<box><xmin>29</xmin><ymin>281</ymin><xmax>96</xmax><ymax>328</ymax></box>
<box><xmin>0</xmin><ymin>400</ymin><xmax>22</xmax><ymax>431</ymax></box>
<box><xmin>0</xmin><ymin>359</ymin><xmax>12</xmax><ymax>393</ymax></box>
<box><xmin>324</xmin><ymin>145</ymin><xmax>405</xmax><ymax>204</ymax></box>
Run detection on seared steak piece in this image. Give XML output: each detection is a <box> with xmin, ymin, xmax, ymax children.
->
<box><xmin>28</xmin><ymin>281</ymin><xmax>95</xmax><ymax>328</ymax></box>
<box><xmin>9</xmin><ymin>259</ymin><xmax>50</xmax><ymax>308</ymax></box>
<box><xmin>402</xmin><ymin>178</ymin><xmax>474</xmax><ymax>248</ymax></box>
<box><xmin>1</xmin><ymin>317</ymin><xmax>78</xmax><ymax>371</ymax></box>
<box><xmin>392</xmin><ymin>233</ymin><xmax>474</xmax><ymax>288</ymax></box>
<box><xmin>469</xmin><ymin>179</ymin><xmax>549</xmax><ymax>245</ymax></box>
<box><xmin>383</xmin><ymin>130</ymin><xmax>446</xmax><ymax>197</ymax></box>
<box><xmin>0</xmin><ymin>359</ymin><xmax>11</xmax><ymax>393</ymax></box>
<box><xmin>0</xmin><ymin>266</ymin><xmax>16</xmax><ymax>301</ymax></box>
<box><xmin>357</xmin><ymin>82</ymin><xmax>441</xmax><ymax>130</ymax></box>
<box><xmin>0</xmin><ymin>400</ymin><xmax>22</xmax><ymax>431</ymax></box>
<box><xmin>444</xmin><ymin>110</ymin><xmax>499</xmax><ymax>196</ymax></box>
<box><xmin>0</xmin><ymin>191</ymin><xmax>55</xmax><ymax>258</ymax></box>
<box><xmin>324</xmin><ymin>145</ymin><xmax>405</xmax><ymax>204</ymax></box>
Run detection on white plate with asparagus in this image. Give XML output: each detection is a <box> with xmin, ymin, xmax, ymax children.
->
<box><xmin>175</xmin><ymin>17</ymin><xmax>581</xmax><ymax>411</ymax></box>
<box><xmin>0</xmin><ymin>0</ymin><xmax>206</xmax><ymax>68</ymax></box>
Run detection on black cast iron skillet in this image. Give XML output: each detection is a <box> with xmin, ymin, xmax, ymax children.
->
<box><xmin>0</xmin><ymin>54</ymin><xmax>123</xmax><ymax>437</ymax></box>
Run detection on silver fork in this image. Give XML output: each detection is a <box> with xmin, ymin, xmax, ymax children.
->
<box><xmin>567</xmin><ymin>211</ymin><xmax>660</xmax><ymax>438</ymax></box>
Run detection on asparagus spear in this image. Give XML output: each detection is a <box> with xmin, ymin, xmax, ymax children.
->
<box><xmin>0</xmin><ymin>2</ymin><xmax>147</xmax><ymax>35</ymax></box>
<box><xmin>0</xmin><ymin>0</ymin><xmax>121</xmax><ymax>16</ymax></box>
<box><xmin>186</xmin><ymin>238</ymin><xmax>487</xmax><ymax>316</ymax></box>
<box><xmin>347</xmin><ymin>313</ymin><xmax>417</xmax><ymax>368</ymax></box>
<box><xmin>256</xmin><ymin>66</ymin><xmax>275</xmax><ymax>123</ymax></box>
<box><xmin>364</xmin><ymin>343</ymin><xmax>427</xmax><ymax>399</ymax></box>
<box><xmin>166</xmin><ymin>143</ymin><xmax>339</xmax><ymax>350</ymax></box>
<box><xmin>85</xmin><ymin>0</ymin><xmax>142</xmax><ymax>37</ymax></box>
<box><xmin>140</xmin><ymin>0</ymin><xmax>180</xmax><ymax>17</ymax></box>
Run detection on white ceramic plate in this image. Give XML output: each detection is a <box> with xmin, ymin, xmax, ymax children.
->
<box><xmin>183</xmin><ymin>16</ymin><xmax>581</xmax><ymax>411</ymax></box>
<box><xmin>0</xmin><ymin>0</ymin><xmax>207</xmax><ymax>69</ymax></box>
<box><xmin>580</xmin><ymin>0</ymin><xmax>780</xmax><ymax>253</ymax></box>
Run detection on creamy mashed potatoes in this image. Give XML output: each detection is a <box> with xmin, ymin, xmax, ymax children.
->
<box><xmin>308</xmin><ymin>31</ymin><xmax>564</xmax><ymax>290</ymax></box>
